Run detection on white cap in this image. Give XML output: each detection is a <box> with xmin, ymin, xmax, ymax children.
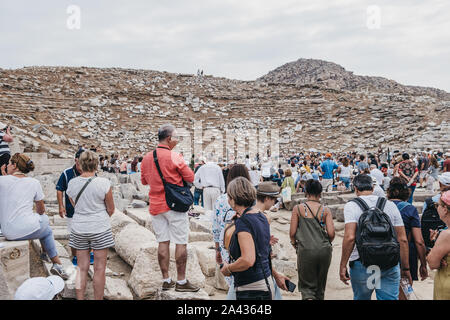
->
<box><xmin>14</xmin><ymin>276</ymin><xmax>65</xmax><ymax>300</ymax></box>
<box><xmin>438</xmin><ymin>172</ymin><xmax>450</xmax><ymax>186</ymax></box>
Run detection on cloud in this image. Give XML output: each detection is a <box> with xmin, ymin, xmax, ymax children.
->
<box><xmin>0</xmin><ymin>0</ymin><xmax>449</xmax><ymax>91</ymax></box>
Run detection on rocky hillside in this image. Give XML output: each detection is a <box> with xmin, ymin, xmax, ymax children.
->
<box><xmin>0</xmin><ymin>64</ymin><xmax>448</xmax><ymax>159</ymax></box>
<box><xmin>258</xmin><ymin>58</ymin><xmax>450</xmax><ymax>100</ymax></box>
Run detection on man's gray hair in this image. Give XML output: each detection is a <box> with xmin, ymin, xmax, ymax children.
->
<box><xmin>158</xmin><ymin>124</ymin><xmax>175</xmax><ymax>141</ymax></box>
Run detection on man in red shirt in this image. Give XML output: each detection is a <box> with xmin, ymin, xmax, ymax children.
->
<box><xmin>141</xmin><ymin>124</ymin><xmax>199</xmax><ymax>293</ymax></box>
<box><xmin>444</xmin><ymin>152</ymin><xmax>450</xmax><ymax>172</ymax></box>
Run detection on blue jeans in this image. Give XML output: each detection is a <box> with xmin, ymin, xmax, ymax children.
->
<box><xmin>193</xmin><ymin>189</ymin><xmax>204</xmax><ymax>206</ymax></box>
<box><xmin>340</xmin><ymin>177</ymin><xmax>350</xmax><ymax>189</ymax></box>
<box><xmin>407</xmin><ymin>186</ymin><xmax>415</xmax><ymax>204</ymax></box>
<box><xmin>13</xmin><ymin>215</ymin><xmax>58</xmax><ymax>259</ymax></box>
<box><xmin>349</xmin><ymin>260</ymin><xmax>400</xmax><ymax>300</ymax></box>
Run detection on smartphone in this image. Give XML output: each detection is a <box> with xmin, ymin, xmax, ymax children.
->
<box><xmin>285</xmin><ymin>279</ymin><xmax>296</xmax><ymax>293</ymax></box>
<box><xmin>345</xmin><ymin>270</ymin><xmax>350</xmax><ymax>278</ymax></box>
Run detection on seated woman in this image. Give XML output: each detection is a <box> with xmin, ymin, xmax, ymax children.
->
<box><xmin>220</xmin><ymin>177</ymin><xmax>274</xmax><ymax>300</ymax></box>
<box><xmin>0</xmin><ymin>153</ymin><xmax>68</xmax><ymax>279</ymax></box>
<box><xmin>66</xmin><ymin>150</ymin><xmax>115</xmax><ymax>300</ymax></box>
<box><xmin>427</xmin><ymin>190</ymin><xmax>450</xmax><ymax>300</ymax></box>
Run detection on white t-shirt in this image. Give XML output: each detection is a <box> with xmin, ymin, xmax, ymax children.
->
<box><xmin>261</xmin><ymin>162</ymin><xmax>272</xmax><ymax>178</ymax></box>
<box><xmin>0</xmin><ymin>176</ymin><xmax>44</xmax><ymax>239</ymax></box>
<box><xmin>344</xmin><ymin>195</ymin><xmax>404</xmax><ymax>261</ymax></box>
<box><xmin>338</xmin><ymin>165</ymin><xmax>351</xmax><ymax>178</ymax></box>
<box><xmin>66</xmin><ymin>177</ymin><xmax>111</xmax><ymax>234</ymax></box>
<box><xmin>370</xmin><ymin>168</ymin><xmax>384</xmax><ymax>185</ymax></box>
<box><xmin>249</xmin><ymin>170</ymin><xmax>261</xmax><ymax>186</ymax></box>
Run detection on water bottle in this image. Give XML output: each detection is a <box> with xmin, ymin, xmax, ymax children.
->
<box><xmin>400</xmin><ymin>278</ymin><xmax>418</xmax><ymax>300</ymax></box>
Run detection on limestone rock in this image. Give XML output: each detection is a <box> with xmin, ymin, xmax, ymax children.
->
<box><xmin>155</xmin><ymin>288</ymin><xmax>210</xmax><ymax>300</ymax></box>
<box><xmin>128</xmin><ymin>244</ymin><xmax>206</xmax><ymax>299</ymax></box>
<box><xmin>104</xmin><ymin>277</ymin><xmax>134</xmax><ymax>300</ymax></box>
<box><xmin>189</xmin><ymin>241</ymin><xmax>216</xmax><ymax>277</ymax></box>
<box><xmin>114</xmin><ymin>224</ymin><xmax>156</xmax><ymax>267</ymax></box>
<box><xmin>110</xmin><ymin>210</ymin><xmax>137</xmax><ymax>237</ymax></box>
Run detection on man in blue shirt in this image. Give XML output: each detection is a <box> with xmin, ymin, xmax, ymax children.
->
<box><xmin>319</xmin><ymin>153</ymin><xmax>338</xmax><ymax>192</ymax></box>
<box><xmin>56</xmin><ymin>148</ymin><xmax>93</xmax><ymax>265</ymax></box>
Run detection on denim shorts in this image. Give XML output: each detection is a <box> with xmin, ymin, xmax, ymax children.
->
<box><xmin>349</xmin><ymin>260</ymin><xmax>400</xmax><ymax>300</ymax></box>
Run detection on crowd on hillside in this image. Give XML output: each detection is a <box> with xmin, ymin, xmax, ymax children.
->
<box><xmin>0</xmin><ymin>122</ymin><xmax>450</xmax><ymax>301</ymax></box>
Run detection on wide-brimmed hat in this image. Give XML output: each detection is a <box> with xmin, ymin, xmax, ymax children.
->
<box><xmin>256</xmin><ymin>182</ymin><xmax>281</xmax><ymax>197</ymax></box>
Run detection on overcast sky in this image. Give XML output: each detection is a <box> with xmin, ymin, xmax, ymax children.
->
<box><xmin>0</xmin><ymin>0</ymin><xmax>449</xmax><ymax>91</ymax></box>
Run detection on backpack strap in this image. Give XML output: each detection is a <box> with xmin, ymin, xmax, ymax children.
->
<box><xmin>396</xmin><ymin>201</ymin><xmax>410</xmax><ymax>213</ymax></box>
<box><xmin>376</xmin><ymin>197</ymin><xmax>387</xmax><ymax>211</ymax></box>
<box><xmin>351</xmin><ymin>197</ymin><xmax>370</xmax><ymax>212</ymax></box>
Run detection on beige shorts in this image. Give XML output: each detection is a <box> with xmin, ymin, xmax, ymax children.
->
<box><xmin>152</xmin><ymin>210</ymin><xmax>189</xmax><ymax>244</ymax></box>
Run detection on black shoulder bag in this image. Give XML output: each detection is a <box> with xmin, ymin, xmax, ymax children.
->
<box><xmin>153</xmin><ymin>149</ymin><xmax>193</xmax><ymax>212</ymax></box>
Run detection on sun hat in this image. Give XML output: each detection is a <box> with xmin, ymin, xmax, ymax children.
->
<box><xmin>14</xmin><ymin>276</ymin><xmax>65</xmax><ymax>300</ymax></box>
<box><xmin>438</xmin><ymin>172</ymin><xmax>450</xmax><ymax>186</ymax></box>
<box><xmin>256</xmin><ymin>182</ymin><xmax>281</xmax><ymax>198</ymax></box>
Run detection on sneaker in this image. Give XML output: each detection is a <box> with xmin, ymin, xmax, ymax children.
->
<box><xmin>162</xmin><ymin>280</ymin><xmax>175</xmax><ymax>291</ymax></box>
<box><xmin>90</xmin><ymin>252</ymin><xmax>94</xmax><ymax>265</ymax></box>
<box><xmin>40</xmin><ymin>252</ymin><xmax>51</xmax><ymax>263</ymax></box>
<box><xmin>175</xmin><ymin>280</ymin><xmax>200</xmax><ymax>292</ymax></box>
<box><xmin>51</xmin><ymin>263</ymin><xmax>69</xmax><ymax>280</ymax></box>
<box><xmin>72</xmin><ymin>256</ymin><xmax>77</xmax><ymax>266</ymax></box>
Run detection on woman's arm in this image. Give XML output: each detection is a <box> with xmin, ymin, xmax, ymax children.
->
<box><xmin>427</xmin><ymin>231</ymin><xmax>450</xmax><ymax>269</ymax></box>
<box><xmin>104</xmin><ymin>188</ymin><xmax>115</xmax><ymax>216</ymax></box>
<box><xmin>225</xmin><ymin>232</ymin><xmax>255</xmax><ymax>273</ymax></box>
<box><xmin>289</xmin><ymin>206</ymin><xmax>299</xmax><ymax>245</ymax></box>
<box><xmin>35</xmin><ymin>200</ymin><xmax>45</xmax><ymax>215</ymax></box>
<box><xmin>324</xmin><ymin>207</ymin><xmax>335</xmax><ymax>242</ymax></box>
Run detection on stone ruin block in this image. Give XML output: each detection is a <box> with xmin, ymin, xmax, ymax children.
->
<box><xmin>0</xmin><ymin>240</ymin><xmax>30</xmax><ymax>298</ymax></box>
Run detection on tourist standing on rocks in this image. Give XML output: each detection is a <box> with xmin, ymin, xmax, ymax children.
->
<box><xmin>119</xmin><ymin>158</ymin><xmax>127</xmax><ymax>175</ymax></box>
<box><xmin>0</xmin><ymin>153</ymin><xmax>69</xmax><ymax>280</ymax></box>
<box><xmin>66</xmin><ymin>150</ymin><xmax>115</xmax><ymax>300</ymax></box>
<box><xmin>289</xmin><ymin>179</ymin><xmax>334</xmax><ymax>300</ymax></box>
<box><xmin>194</xmin><ymin>154</ymin><xmax>225</xmax><ymax>216</ymax></box>
<box><xmin>281</xmin><ymin>169</ymin><xmax>295</xmax><ymax>195</ymax></box>
<box><xmin>357</xmin><ymin>155</ymin><xmax>369</xmax><ymax>174</ymax></box>
<box><xmin>339</xmin><ymin>174</ymin><xmax>411</xmax><ymax>300</ymax></box>
<box><xmin>193</xmin><ymin>157</ymin><xmax>205</xmax><ymax>207</ymax></box>
<box><xmin>261</xmin><ymin>158</ymin><xmax>272</xmax><ymax>182</ymax></box>
<box><xmin>426</xmin><ymin>156</ymin><xmax>440</xmax><ymax>192</ymax></box>
<box><xmin>442</xmin><ymin>152</ymin><xmax>450</xmax><ymax>172</ymax></box>
<box><xmin>337</xmin><ymin>157</ymin><xmax>351</xmax><ymax>190</ymax></box>
<box><xmin>387</xmin><ymin>177</ymin><xmax>428</xmax><ymax>300</ymax></box>
<box><xmin>213</xmin><ymin>165</ymin><xmax>250</xmax><ymax>298</ymax></box>
<box><xmin>221</xmin><ymin>177</ymin><xmax>274</xmax><ymax>300</ymax></box>
<box><xmin>427</xmin><ymin>190</ymin><xmax>450</xmax><ymax>300</ymax></box>
<box><xmin>318</xmin><ymin>153</ymin><xmax>338</xmax><ymax>192</ymax></box>
<box><xmin>249</xmin><ymin>165</ymin><xmax>261</xmax><ymax>187</ymax></box>
<box><xmin>418</xmin><ymin>152</ymin><xmax>430</xmax><ymax>188</ymax></box>
<box><xmin>370</xmin><ymin>164</ymin><xmax>384</xmax><ymax>185</ymax></box>
<box><xmin>57</xmin><ymin>148</ymin><xmax>90</xmax><ymax>266</ymax></box>
<box><xmin>0</xmin><ymin>124</ymin><xmax>13</xmax><ymax>176</ymax></box>
<box><xmin>398</xmin><ymin>153</ymin><xmax>419</xmax><ymax>204</ymax></box>
<box><xmin>140</xmin><ymin>124</ymin><xmax>199</xmax><ymax>293</ymax></box>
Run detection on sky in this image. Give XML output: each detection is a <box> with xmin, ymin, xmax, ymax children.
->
<box><xmin>0</xmin><ymin>0</ymin><xmax>449</xmax><ymax>91</ymax></box>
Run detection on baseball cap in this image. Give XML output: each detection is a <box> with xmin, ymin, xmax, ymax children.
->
<box><xmin>256</xmin><ymin>182</ymin><xmax>281</xmax><ymax>198</ymax></box>
<box><xmin>14</xmin><ymin>276</ymin><xmax>65</xmax><ymax>300</ymax></box>
<box><xmin>438</xmin><ymin>172</ymin><xmax>450</xmax><ymax>186</ymax></box>
<box><xmin>325</xmin><ymin>153</ymin><xmax>332</xmax><ymax>158</ymax></box>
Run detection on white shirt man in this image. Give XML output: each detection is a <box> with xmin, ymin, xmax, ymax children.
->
<box><xmin>370</xmin><ymin>165</ymin><xmax>384</xmax><ymax>185</ymax></box>
<box><xmin>194</xmin><ymin>161</ymin><xmax>225</xmax><ymax>214</ymax></box>
<box><xmin>261</xmin><ymin>159</ymin><xmax>272</xmax><ymax>180</ymax></box>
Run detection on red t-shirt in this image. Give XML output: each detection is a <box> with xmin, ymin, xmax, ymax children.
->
<box><xmin>141</xmin><ymin>144</ymin><xmax>194</xmax><ymax>215</ymax></box>
<box><xmin>444</xmin><ymin>159</ymin><xmax>450</xmax><ymax>172</ymax></box>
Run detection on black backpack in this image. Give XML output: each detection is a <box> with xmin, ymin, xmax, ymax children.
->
<box><xmin>351</xmin><ymin>197</ymin><xmax>400</xmax><ymax>270</ymax></box>
<box><xmin>421</xmin><ymin>197</ymin><xmax>446</xmax><ymax>250</ymax></box>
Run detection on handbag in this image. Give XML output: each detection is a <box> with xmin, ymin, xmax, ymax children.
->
<box><xmin>153</xmin><ymin>149</ymin><xmax>193</xmax><ymax>212</ymax></box>
<box><xmin>75</xmin><ymin>177</ymin><xmax>96</xmax><ymax>206</ymax></box>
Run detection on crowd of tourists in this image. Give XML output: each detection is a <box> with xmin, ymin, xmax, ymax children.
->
<box><xmin>0</xmin><ymin>121</ymin><xmax>449</xmax><ymax>300</ymax></box>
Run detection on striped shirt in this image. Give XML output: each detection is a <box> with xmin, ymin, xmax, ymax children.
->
<box><xmin>0</xmin><ymin>131</ymin><xmax>11</xmax><ymax>155</ymax></box>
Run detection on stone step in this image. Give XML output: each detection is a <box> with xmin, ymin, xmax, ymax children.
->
<box><xmin>0</xmin><ymin>239</ymin><xmax>30</xmax><ymax>299</ymax></box>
